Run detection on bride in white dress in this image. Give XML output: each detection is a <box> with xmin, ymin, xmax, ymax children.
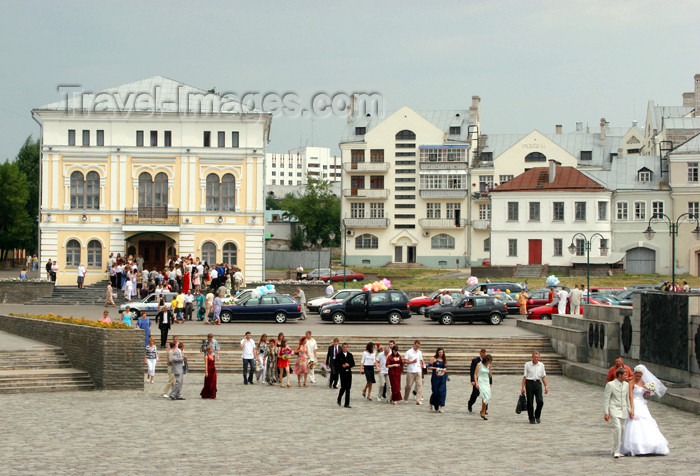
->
<box><xmin>620</xmin><ymin>365</ymin><xmax>670</xmax><ymax>456</ymax></box>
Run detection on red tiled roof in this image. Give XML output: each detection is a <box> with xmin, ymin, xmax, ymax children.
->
<box><xmin>491</xmin><ymin>166</ymin><xmax>606</xmax><ymax>192</ymax></box>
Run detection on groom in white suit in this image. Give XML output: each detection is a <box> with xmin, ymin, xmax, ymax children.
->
<box><xmin>603</xmin><ymin>367</ymin><xmax>634</xmax><ymax>458</ymax></box>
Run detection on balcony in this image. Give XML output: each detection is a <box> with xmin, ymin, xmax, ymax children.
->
<box><xmin>419</xmin><ymin>218</ymin><xmax>468</xmax><ymax>228</ymax></box>
<box><xmin>419</xmin><ymin>189</ymin><xmax>468</xmax><ymax>199</ymax></box>
<box><xmin>343</xmin><ymin>161</ymin><xmax>390</xmax><ymax>172</ymax></box>
<box><xmin>343</xmin><ymin>188</ymin><xmax>390</xmax><ymax>199</ymax></box>
<box><xmin>471</xmin><ymin>219</ymin><xmax>491</xmax><ymax>230</ymax></box>
<box><xmin>419</xmin><ymin>161</ymin><xmax>468</xmax><ymax>171</ymax></box>
<box><xmin>343</xmin><ymin>218</ymin><xmax>390</xmax><ymax>228</ymax></box>
<box><xmin>124</xmin><ymin>207</ymin><xmax>180</xmax><ymax>225</ymax></box>
<box><xmin>472</xmin><ymin>191</ymin><xmax>490</xmax><ymax>203</ymax></box>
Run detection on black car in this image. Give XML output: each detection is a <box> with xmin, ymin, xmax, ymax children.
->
<box><xmin>219</xmin><ymin>294</ymin><xmax>301</xmax><ymax>324</ymax></box>
<box><xmin>427</xmin><ymin>295</ymin><xmax>508</xmax><ymax>325</ymax></box>
<box><xmin>463</xmin><ymin>282</ymin><xmax>524</xmax><ymax>294</ymax></box>
<box><xmin>320</xmin><ymin>290</ymin><xmax>411</xmax><ymax>324</ymax></box>
<box><xmin>487</xmin><ymin>291</ymin><xmax>520</xmax><ymax>314</ymax></box>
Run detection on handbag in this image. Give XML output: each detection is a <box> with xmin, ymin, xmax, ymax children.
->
<box><xmin>516</xmin><ymin>393</ymin><xmax>527</xmax><ymax>414</ymax></box>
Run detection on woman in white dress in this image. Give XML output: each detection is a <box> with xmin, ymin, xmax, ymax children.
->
<box><xmin>620</xmin><ymin>365</ymin><xmax>670</xmax><ymax>456</ymax></box>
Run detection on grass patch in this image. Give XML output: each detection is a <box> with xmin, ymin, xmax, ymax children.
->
<box><xmin>10</xmin><ymin>313</ymin><xmax>132</xmax><ymax>329</ymax></box>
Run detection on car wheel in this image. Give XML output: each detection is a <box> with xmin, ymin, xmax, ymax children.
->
<box><xmin>488</xmin><ymin>313</ymin><xmax>502</xmax><ymax>325</ymax></box>
<box><xmin>418</xmin><ymin>305</ymin><xmax>427</xmax><ymax>315</ymax></box>
<box><xmin>274</xmin><ymin>312</ymin><xmax>287</xmax><ymax>324</ymax></box>
<box><xmin>220</xmin><ymin>311</ymin><xmax>232</xmax><ymax>323</ymax></box>
<box><xmin>387</xmin><ymin>312</ymin><xmax>402</xmax><ymax>325</ymax></box>
<box><xmin>440</xmin><ymin>314</ymin><xmax>454</xmax><ymax>325</ymax></box>
<box><xmin>352</xmin><ymin>279</ymin><xmax>357</xmax><ymax>282</ymax></box>
<box><xmin>132</xmin><ymin>309</ymin><xmax>141</xmax><ymax>318</ymax></box>
<box><xmin>541</xmin><ymin>313</ymin><xmax>551</xmax><ymax>321</ymax></box>
<box><xmin>332</xmin><ymin>312</ymin><xmax>345</xmax><ymax>324</ymax></box>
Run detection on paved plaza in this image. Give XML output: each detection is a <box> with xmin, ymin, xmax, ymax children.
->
<box><xmin>2</xmin><ymin>374</ymin><xmax>698</xmax><ymax>475</ymax></box>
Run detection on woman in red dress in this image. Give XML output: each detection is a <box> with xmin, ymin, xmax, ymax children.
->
<box><xmin>387</xmin><ymin>346</ymin><xmax>403</xmax><ymax>405</ymax></box>
<box><xmin>200</xmin><ymin>345</ymin><xmax>217</xmax><ymax>399</ymax></box>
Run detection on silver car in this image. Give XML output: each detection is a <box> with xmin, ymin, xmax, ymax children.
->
<box><xmin>120</xmin><ymin>292</ymin><xmax>177</xmax><ymax>317</ymax></box>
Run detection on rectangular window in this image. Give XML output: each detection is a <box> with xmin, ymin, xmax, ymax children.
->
<box><xmin>395</xmin><ymin>186</ymin><xmax>415</xmax><ymax>191</ymax></box>
<box><xmin>82</xmin><ymin>130</ymin><xmax>90</xmax><ymax>146</ymax></box>
<box><xmin>164</xmin><ymin>131</ymin><xmax>172</xmax><ymax>147</ymax></box>
<box><xmin>479</xmin><ymin>204</ymin><xmax>491</xmax><ymax>220</ymax></box>
<box><xmin>688</xmin><ymin>162</ymin><xmax>699</xmax><ymax>182</ymax></box>
<box><xmin>652</xmin><ymin>201</ymin><xmax>664</xmax><ymax>218</ymax></box>
<box><xmin>553</xmin><ymin>238</ymin><xmax>562</xmax><ymax>256</ymax></box>
<box><xmin>575</xmin><ymin>202</ymin><xmax>586</xmax><ymax>221</ymax></box>
<box><xmin>395</xmin><ymin>160</ymin><xmax>415</xmax><ymax>165</ymax></box>
<box><xmin>395</xmin><ymin>195</ymin><xmax>415</xmax><ymax>200</ymax></box>
<box><xmin>484</xmin><ymin>237</ymin><xmax>490</xmax><ymax>252</ymax></box>
<box><xmin>370</xmin><ymin>176</ymin><xmax>384</xmax><ymax>189</ymax></box>
<box><xmin>96</xmin><ymin>130</ymin><xmax>104</xmax><ymax>146</ymax></box>
<box><xmin>68</xmin><ymin>129</ymin><xmax>76</xmax><ymax>146</ymax></box>
<box><xmin>507</xmin><ymin>202</ymin><xmax>519</xmax><ymax>221</ymax></box>
<box><xmin>351</xmin><ymin>203</ymin><xmax>365</xmax><ymax>218</ymax></box>
<box><xmin>598</xmin><ymin>201</ymin><xmax>607</xmax><ymax>221</ymax></box>
<box><xmin>203</xmin><ymin>131</ymin><xmax>211</xmax><ymax>147</ymax></box>
<box><xmin>370</xmin><ymin>149</ymin><xmax>384</xmax><ymax>162</ymax></box>
<box><xmin>617</xmin><ymin>202</ymin><xmax>628</xmax><ymax>220</ymax></box>
<box><xmin>395</xmin><ymin>214</ymin><xmax>415</xmax><ymax>219</ymax></box>
<box><xmin>231</xmin><ymin>131</ymin><xmax>239</xmax><ymax>148</ymax></box>
<box><xmin>395</xmin><ymin>204</ymin><xmax>415</xmax><ymax>209</ymax></box>
<box><xmin>580</xmin><ymin>151</ymin><xmax>592</xmax><ymax>161</ymax></box>
<box><xmin>426</xmin><ymin>203</ymin><xmax>441</xmax><ymax>219</ymax></box>
<box><xmin>218</xmin><ymin>131</ymin><xmax>225</xmax><ymax>147</ymax></box>
<box><xmin>529</xmin><ymin>202</ymin><xmax>540</xmax><ymax>221</ymax></box>
<box><xmin>634</xmin><ymin>201</ymin><xmax>646</xmax><ymax>220</ymax></box>
<box><xmin>575</xmin><ymin>238</ymin><xmax>585</xmax><ymax>256</ymax></box>
<box><xmin>479</xmin><ymin>175</ymin><xmax>494</xmax><ymax>192</ymax></box>
<box><xmin>499</xmin><ymin>175</ymin><xmax>514</xmax><ymax>184</ymax></box>
<box><xmin>638</xmin><ymin>170</ymin><xmax>651</xmax><ymax>182</ymax></box>
<box><xmin>446</xmin><ymin>203</ymin><xmax>461</xmax><ymax>219</ymax></box>
<box><xmin>355</xmin><ymin>127</ymin><xmax>366</xmax><ymax>135</ymax></box>
<box><xmin>689</xmin><ymin>202</ymin><xmax>699</xmax><ymax>217</ymax></box>
<box><xmin>395</xmin><ymin>177</ymin><xmax>415</xmax><ymax>183</ymax></box>
<box><xmin>395</xmin><ymin>169</ymin><xmax>415</xmax><ymax>174</ymax></box>
<box><xmin>395</xmin><ymin>152</ymin><xmax>415</xmax><ymax>157</ymax></box>
<box><xmin>508</xmin><ymin>239</ymin><xmax>517</xmax><ymax>257</ymax></box>
<box><xmin>396</xmin><ymin>143</ymin><xmax>415</xmax><ymax>149</ymax></box>
<box><xmin>136</xmin><ymin>130</ymin><xmax>144</xmax><ymax>146</ymax></box>
<box><xmin>553</xmin><ymin>202</ymin><xmax>564</xmax><ymax>221</ymax></box>
<box><xmin>370</xmin><ymin>203</ymin><xmax>384</xmax><ymax>218</ymax></box>
<box><xmin>449</xmin><ymin>126</ymin><xmax>461</xmax><ymax>135</ymax></box>
<box><xmin>150</xmin><ymin>130</ymin><xmax>158</xmax><ymax>147</ymax></box>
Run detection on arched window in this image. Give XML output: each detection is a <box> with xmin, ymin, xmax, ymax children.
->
<box><xmin>87</xmin><ymin>240</ymin><xmax>102</xmax><ymax>268</ymax></box>
<box><xmin>525</xmin><ymin>152</ymin><xmax>546</xmax><ymax>162</ymax></box>
<box><xmin>206</xmin><ymin>173</ymin><xmax>236</xmax><ymax>211</ymax></box>
<box><xmin>154</xmin><ymin>172</ymin><xmax>168</xmax><ymax>208</ymax></box>
<box><xmin>395</xmin><ymin>130</ymin><xmax>416</xmax><ymax>140</ymax></box>
<box><xmin>66</xmin><ymin>239</ymin><xmax>81</xmax><ymax>267</ymax></box>
<box><xmin>223</xmin><ymin>242</ymin><xmax>237</xmax><ymax>265</ymax></box>
<box><xmin>70</xmin><ymin>172</ymin><xmax>85</xmax><ymax>209</ymax></box>
<box><xmin>201</xmin><ymin>242</ymin><xmax>217</xmax><ymax>265</ymax></box>
<box><xmin>355</xmin><ymin>234</ymin><xmax>378</xmax><ymax>249</ymax></box>
<box><xmin>139</xmin><ymin>172</ymin><xmax>169</xmax><ymax>214</ymax></box>
<box><xmin>138</xmin><ymin>172</ymin><xmax>153</xmax><ymax>208</ymax></box>
<box><xmin>85</xmin><ymin>171</ymin><xmax>100</xmax><ymax>209</ymax></box>
<box><xmin>431</xmin><ymin>233</ymin><xmax>455</xmax><ymax>249</ymax></box>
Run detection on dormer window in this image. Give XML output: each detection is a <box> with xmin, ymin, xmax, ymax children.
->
<box><xmin>355</xmin><ymin>127</ymin><xmax>366</xmax><ymax>136</ymax></box>
<box><xmin>638</xmin><ymin>168</ymin><xmax>652</xmax><ymax>183</ymax></box>
<box><xmin>580</xmin><ymin>151</ymin><xmax>592</xmax><ymax>161</ymax></box>
<box><xmin>449</xmin><ymin>126</ymin><xmax>461</xmax><ymax>135</ymax></box>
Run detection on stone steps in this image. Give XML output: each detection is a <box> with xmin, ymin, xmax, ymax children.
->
<box><xmin>0</xmin><ymin>349</ymin><xmax>95</xmax><ymax>394</ymax></box>
<box><xmin>25</xmin><ymin>280</ymin><xmax>128</xmax><ymax>306</ymax></box>
<box><xmin>513</xmin><ymin>264</ymin><xmax>546</xmax><ymax>278</ymax></box>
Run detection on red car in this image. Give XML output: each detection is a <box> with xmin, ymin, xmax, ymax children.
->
<box><xmin>527</xmin><ymin>297</ymin><xmax>607</xmax><ymax>320</ymax></box>
<box><xmin>408</xmin><ymin>289</ymin><xmax>464</xmax><ymax>314</ymax></box>
<box><xmin>331</xmin><ymin>269</ymin><xmax>365</xmax><ymax>282</ymax></box>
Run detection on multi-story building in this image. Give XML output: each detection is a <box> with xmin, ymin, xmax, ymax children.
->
<box><xmin>339</xmin><ymin>99</ymin><xmax>480</xmax><ymax>267</ymax></box>
<box><xmin>265</xmin><ymin>146</ymin><xmax>341</xmax><ymax>186</ymax></box>
<box><xmin>33</xmin><ymin>76</ymin><xmax>271</xmax><ymax>285</ymax></box>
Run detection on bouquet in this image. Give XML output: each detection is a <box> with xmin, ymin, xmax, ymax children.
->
<box><xmin>318</xmin><ymin>363</ymin><xmax>328</xmax><ymax>378</ymax></box>
<box><xmin>279</xmin><ymin>348</ymin><xmax>293</xmax><ymax>360</ymax></box>
<box><xmin>375</xmin><ymin>345</ymin><xmax>383</xmax><ymax>356</ymax></box>
<box><xmin>308</xmin><ymin>361</ymin><xmax>316</xmax><ymax>369</ymax></box>
<box><xmin>644</xmin><ymin>381</ymin><xmax>657</xmax><ymax>395</ymax></box>
<box><xmin>435</xmin><ymin>369</ymin><xmax>446</xmax><ymax>377</ymax></box>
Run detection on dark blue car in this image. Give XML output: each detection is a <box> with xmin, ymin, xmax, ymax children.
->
<box><xmin>219</xmin><ymin>294</ymin><xmax>301</xmax><ymax>324</ymax></box>
<box><xmin>320</xmin><ymin>290</ymin><xmax>411</xmax><ymax>324</ymax></box>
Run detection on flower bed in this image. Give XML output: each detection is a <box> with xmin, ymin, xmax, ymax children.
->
<box><xmin>10</xmin><ymin>313</ymin><xmax>131</xmax><ymax>329</ymax></box>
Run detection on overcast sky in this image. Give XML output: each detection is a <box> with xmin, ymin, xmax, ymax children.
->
<box><xmin>2</xmin><ymin>1</ymin><xmax>699</xmax><ymax>161</ymax></box>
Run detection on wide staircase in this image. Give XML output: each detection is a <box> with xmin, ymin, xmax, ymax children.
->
<box><xmin>0</xmin><ymin>347</ymin><xmax>95</xmax><ymax>394</ymax></box>
<box><xmin>513</xmin><ymin>264</ymin><xmax>547</xmax><ymax>278</ymax></box>
<box><xmin>26</xmin><ymin>280</ymin><xmax>127</xmax><ymax>306</ymax></box>
<box><xmin>155</xmin><ymin>335</ymin><xmax>562</xmax><ymax>375</ymax></box>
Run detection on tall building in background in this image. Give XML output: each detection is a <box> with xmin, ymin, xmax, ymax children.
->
<box><xmin>33</xmin><ymin>76</ymin><xmax>271</xmax><ymax>285</ymax></box>
<box><xmin>265</xmin><ymin>146</ymin><xmax>341</xmax><ymax>186</ymax></box>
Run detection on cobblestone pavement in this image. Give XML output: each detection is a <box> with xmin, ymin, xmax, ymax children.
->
<box><xmin>2</xmin><ymin>374</ymin><xmax>698</xmax><ymax>475</ymax></box>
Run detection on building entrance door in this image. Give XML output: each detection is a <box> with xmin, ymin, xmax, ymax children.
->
<box><xmin>407</xmin><ymin>246</ymin><xmax>417</xmax><ymax>263</ymax></box>
<box><xmin>528</xmin><ymin>239</ymin><xmax>542</xmax><ymax>265</ymax></box>
<box><xmin>140</xmin><ymin>240</ymin><xmax>166</xmax><ymax>271</ymax></box>
<box><xmin>394</xmin><ymin>246</ymin><xmax>403</xmax><ymax>263</ymax></box>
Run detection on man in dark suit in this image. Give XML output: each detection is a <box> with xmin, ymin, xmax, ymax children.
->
<box><xmin>335</xmin><ymin>343</ymin><xmax>355</xmax><ymax>408</ymax></box>
<box><xmin>468</xmin><ymin>348</ymin><xmax>487</xmax><ymax>412</ymax></box>
<box><xmin>325</xmin><ymin>337</ymin><xmax>341</xmax><ymax>389</ymax></box>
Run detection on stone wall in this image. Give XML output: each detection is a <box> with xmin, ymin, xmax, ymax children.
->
<box><xmin>0</xmin><ymin>281</ymin><xmax>54</xmax><ymax>304</ymax></box>
<box><xmin>0</xmin><ymin>314</ymin><xmax>143</xmax><ymax>390</ymax></box>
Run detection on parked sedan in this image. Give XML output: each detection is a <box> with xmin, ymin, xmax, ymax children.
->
<box><xmin>463</xmin><ymin>282</ymin><xmax>524</xmax><ymax>294</ymax></box>
<box><xmin>307</xmin><ymin>289</ymin><xmax>362</xmax><ymax>313</ymax></box>
<box><xmin>320</xmin><ymin>290</ymin><xmax>411</xmax><ymax>324</ymax></box>
<box><xmin>587</xmin><ymin>293</ymin><xmax>622</xmax><ymax>305</ymax></box>
<box><xmin>120</xmin><ymin>292</ymin><xmax>177</xmax><ymax>317</ymax></box>
<box><xmin>427</xmin><ymin>295</ymin><xmax>508</xmax><ymax>325</ymax></box>
<box><xmin>488</xmin><ymin>292</ymin><xmax>520</xmax><ymax>314</ymax></box>
<box><xmin>527</xmin><ymin>297</ymin><xmax>606</xmax><ymax>320</ymax></box>
<box><xmin>304</xmin><ymin>268</ymin><xmax>332</xmax><ymax>281</ymax></box>
<box><xmin>219</xmin><ymin>294</ymin><xmax>301</xmax><ymax>324</ymax></box>
<box><xmin>408</xmin><ymin>289</ymin><xmax>464</xmax><ymax>314</ymax></box>
<box><xmin>330</xmin><ymin>269</ymin><xmax>365</xmax><ymax>282</ymax></box>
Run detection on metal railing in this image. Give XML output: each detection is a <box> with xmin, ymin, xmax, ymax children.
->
<box><xmin>124</xmin><ymin>208</ymin><xmax>180</xmax><ymax>225</ymax></box>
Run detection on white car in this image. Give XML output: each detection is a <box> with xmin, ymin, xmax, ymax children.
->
<box><xmin>306</xmin><ymin>288</ymin><xmax>362</xmax><ymax>313</ymax></box>
<box><xmin>120</xmin><ymin>292</ymin><xmax>177</xmax><ymax>317</ymax></box>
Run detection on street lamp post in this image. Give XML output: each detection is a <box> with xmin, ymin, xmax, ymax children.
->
<box><xmin>568</xmin><ymin>233</ymin><xmax>608</xmax><ymax>298</ymax></box>
<box><xmin>643</xmin><ymin>213</ymin><xmax>700</xmax><ymax>291</ymax></box>
<box><xmin>342</xmin><ymin>222</ymin><xmax>348</xmax><ymax>289</ymax></box>
<box><xmin>328</xmin><ymin>231</ymin><xmax>336</xmax><ymax>269</ymax></box>
<box><xmin>316</xmin><ymin>237</ymin><xmax>323</xmax><ymax>279</ymax></box>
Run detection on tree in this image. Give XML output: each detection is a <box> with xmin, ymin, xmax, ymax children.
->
<box><xmin>279</xmin><ymin>176</ymin><xmax>340</xmax><ymax>247</ymax></box>
<box><xmin>0</xmin><ymin>161</ymin><xmax>32</xmax><ymax>260</ymax></box>
<box><xmin>266</xmin><ymin>194</ymin><xmax>281</xmax><ymax>210</ymax></box>
<box><xmin>13</xmin><ymin>136</ymin><xmax>40</xmax><ymax>253</ymax></box>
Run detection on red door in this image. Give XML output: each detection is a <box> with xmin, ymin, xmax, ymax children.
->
<box><xmin>528</xmin><ymin>239</ymin><xmax>542</xmax><ymax>265</ymax></box>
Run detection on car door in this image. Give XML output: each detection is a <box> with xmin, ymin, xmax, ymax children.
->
<box><xmin>236</xmin><ymin>297</ymin><xmax>260</xmax><ymax>319</ymax></box>
<box><xmin>143</xmin><ymin>294</ymin><xmax>158</xmax><ymax>312</ymax></box>
<box><xmin>367</xmin><ymin>292</ymin><xmax>389</xmax><ymax>320</ymax></box>
<box><xmin>256</xmin><ymin>295</ymin><xmax>279</xmax><ymax>320</ymax></box>
<box><xmin>451</xmin><ymin>297</ymin><xmax>471</xmax><ymax>322</ymax></box>
<box><xmin>472</xmin><ymin>297</ymin><xmax>493</xmax><ymax>320</ymax></box>
<box><xmin>346</xmin><ymin>293</ymin><xmax>368</xmax><ymax>321</ymax></box>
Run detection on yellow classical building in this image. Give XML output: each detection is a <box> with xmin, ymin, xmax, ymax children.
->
<box><xmin>32</xmin><ymin>76</ymin><xmax>270</xmax><ymax>285</ymax></box>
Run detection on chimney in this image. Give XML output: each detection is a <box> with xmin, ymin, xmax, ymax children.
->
<box><xmin>548</xmin><ymin>160</ymin><xmax>558</xmax><ymax>183</ymax></box>
<box><xmin>576</xmin><ymin>121</ymin><xmax>583</xmax><ymax>131</ymax></box>
<box><xmin>600</xmin><ymin>118</ymin><xmax>607</xmax><ymax>147</ymax></box>
<box><xmin>695</xmin><ymin>74</ymin><xmax>700</xmax><ymax>117</ymax></box>
<box><xmin>346</xmin><ymin>94</ymin><xmax>357</xmax><ymax>124</ymax></box>
<box><xmin>469</xmin><ymin>95</ymin><xmax>481</xmax><ymax>124</ymax></box>
<box><xmin>632</xmin><ymin>120</ymin><xmax>638</xmax><ymax>128</ymax></box>
<box><xmin>683</xmin><ymin>92</ymin><xmax>694</xmax><ymax>107</ymax></box>
<box><xmin>555</xmin><ymin>124</ymin><xmax>562</xmax><ymax>134</ymax></box>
